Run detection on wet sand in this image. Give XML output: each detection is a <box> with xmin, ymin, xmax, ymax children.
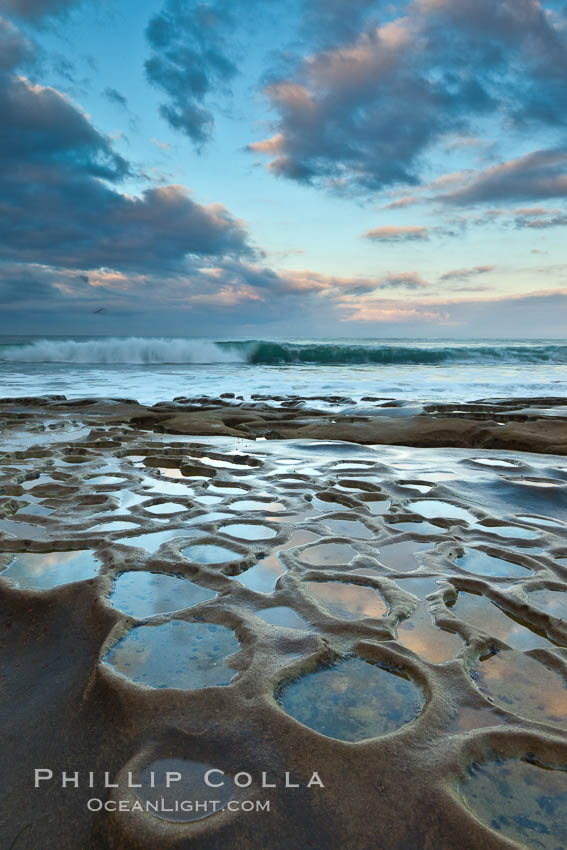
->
<box><xmin>0</xmin><ymin>395</ymin><xmax>566</xmax><ymax>849</ymax></box>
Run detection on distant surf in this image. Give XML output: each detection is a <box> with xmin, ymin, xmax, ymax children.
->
<box><xmin>1</xmin><ymin>337</ymin><xmax>567</xmax><ymax>366</ymax></box>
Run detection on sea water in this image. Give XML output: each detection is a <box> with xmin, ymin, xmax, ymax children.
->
<box><xmin>0</xmin><ymin>336</ymin><xmax>566</xmax><ymax>405</ymax></box>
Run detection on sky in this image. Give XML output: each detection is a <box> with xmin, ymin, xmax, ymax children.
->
<box><xmin>0</xmin><ymin>0</ymin><xmax>566</xmax><ymax>338</ymax></box>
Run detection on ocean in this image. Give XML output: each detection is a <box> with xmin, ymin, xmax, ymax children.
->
<box><xmin>0</xmin><ymin>336</ymin><xmax>566</xmax><ymax>406</ymax></box>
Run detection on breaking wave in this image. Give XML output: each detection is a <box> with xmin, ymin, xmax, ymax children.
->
<box><xmin>1</xmin><ymin>337</ymin><xmax>567</xmax><ymax>366</ymax></box>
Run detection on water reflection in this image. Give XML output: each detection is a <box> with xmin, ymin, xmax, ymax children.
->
<box><xmin>0</xmin><ymin>550</ymin><xmax>100</xmax><ymax>589</ymax></box>
<box><xmin>236</xmin><ymin>530</ymin><xmax>320</xmax><ymax>593</ymax></box>
<box><xmin>397</xmin><ymin>605</ymin><xmax>463</xmax><ymax>663</ymax></box>
<box><xmin>118</xmin><ymin>528</ymin><xmax>193</xmax><ymax>552</ymax></box>
<box><xmin>454</xmin><ymin>549</ymin><xmax>532</xmax><ymax>578</ymax></box>
<box><xmin>110</xmin><ymin>571</ymin><xmax>216</xmax><ymax>618</ymax></box>
<box><xmin>378</xmin><ymin>540</ymin><xmax>433</xmax><ymax>572</ymax></box>
<box><xmin>299</xmin><ymin>542</ymin><xmax>358</xmax><ymax>567</ymax></box>
<box><xmin>527</xmin><ymin>589</ymin><xmax>567</xmax><ymax>620</ymax></box>
<box><xmin>304</xmin><ymin>581</ymin><xmax>387</xmax><ymax>620</ymax></box>
<box><xmin>279</xmin><ymin>657</ymin><xmax>423</xmax><ymax>741</ymax></box>
<box><xmin>135</xmin><ymin>759</ymin><xmax>236</xmax><ymax>822</ymax></box>
<box><xmin>144</xmin><ymin>502</ymin><xmax>187</xmax><ymax>515</ymax></box>
<box><xmin>472</xmin><ymin>650</ymin><xmax>567</xmax><ymax>727</ymax></box>
<box><xmin>256</xmin><ymin>606</ymin><xmax>312</xmax><ymax>630</ymax></box>
<box><xmin>182</xmin><ymin>543</ymin><xmax>241</xmax><ymax>564</ymax></box>
<box><xmin>451</xmin><ymin>592</ymin><xmax>552</xmax><ymax>650</ymax></box>
<box><xmin>324</xmin><ymin>519</ymin><xmax>373</xmax><ymax>539</ymax></box>
<box><xmin>105</xmin><ymin>620</ymin><xmax>240</xmax><ymax>688</ymax></box>
<box><xmin>460</xmin><ymin>757</ymin><xmax>567</xmax><ymax>850</ymax></box>
<box><xmin>218</xmin><ymin>523</ymin><xmax>277</xmax><ymax>541</ymax></box>
<box><xmin>407</xmin><ymin>500</ymin><xmax>476</xmax><ymax>523</ymax></box>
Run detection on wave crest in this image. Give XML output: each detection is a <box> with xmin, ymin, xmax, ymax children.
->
<box><xmin>1</xmin><ymin>338</ymin><xmax>566</xmax><ymax>366</ymax></box>
<box><xmin>0</xmin><ymin>338</ymin><xmax>246</xmax><ymax>364</ymax></box>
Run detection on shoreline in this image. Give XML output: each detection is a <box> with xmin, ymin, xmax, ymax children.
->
<box><xmin>1</xmin><ymin>393</ymin><xmax>566</xmax><ymax>455</ymax></box>
<box><xmin>1</xmin><ymin>393</ymin><xmax>566</xmax><ymax>849</ymax></box>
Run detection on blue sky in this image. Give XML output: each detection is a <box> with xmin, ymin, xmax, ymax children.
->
<box><xmin>0</xmin><ymin>0</ymin><xmax>566</xmax><ymax>337</ymax></box>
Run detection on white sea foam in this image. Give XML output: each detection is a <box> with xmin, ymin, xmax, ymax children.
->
<box><xmin>0</xmin><ymin>337</ymin><xmax>246</xmax><ymax>364</ymax></box>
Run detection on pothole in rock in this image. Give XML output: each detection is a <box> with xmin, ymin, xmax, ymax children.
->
<box><xmin>218</xmin><ymin>523</ymin><xmax>277</xmax><ymax>541</ymax></box>
<box><xmin>312</xmin><ymin>495</ymin><xmax>352</xmax><ymax>512</ymax></box>
<box><xmin>104</xmin><ymin>620</ymin><xmax>240</xmax><ymax>689</ymax></box>
<box><xmin>515</xmin><ymin>514</ymin><xmax>566</xmax><ymax>529</ymax></box>
<box><xmin>527</xmin><ymin>589</ymin><xmax>567</xmax><ymax>619</ymax></box>
<box><xmin>135</xmin><ymin>758</ymin><xmax>237</xmax><ymax>822</ymax></box>
<box><xmin>236</xmin><ymin>530</ymin><xmax>320</xmax><ymax>593</ymax></box>
<box><xmin>255</xmin><ymin>606</ymin><xmax>313</xmax><ymax>630</ymax></box>
<box><xmin>476</xmin><ymin>523</ymin><xmax>540</xmax><ymax>541</ymax></box>
<box><xmin>396</xmin><ymin>600</ymin><xmax>463</xmax><ymax>664</ymax></box>
<box><xmin>407</xmin><ymin>500</ymin><xmax>477</xmax><ymax>524</ymax></box>
<box><xmin>15</xmin><ymin>503</ymin><xmax>54</xmax><ymax>517</ymax></box>
<box><xmin>0</xmin><ymin>550</ymin><xmax>100</xmax><ymax>589</ymax></box>
<box><xmin>510</xmin><ymin>478</ymin><xmax>563</xmax><ymax>489</ymax></box>
<box><xmin>143</xmin><ymin>502</ymin><xmax>188</xmax><ymax>515</ymax></box>
<box><xmin>0</xmin><ymin>518</ymin><xmax>48</xmax><ymax>539</ymax></box>
<box><xmin>459</xmin><ymin>757</ymin><xmax>567</xmax><ymax>850</ymax></box>
<box><xmin>141</xmin><ymin>478</ymin><xmax>194</xmax><ymax>497</ymax></box>
<box><xmin>387</xmin><ymin>520</ymin><xmax>446</xmax><ymax>536</ymax></box>
<box><xmin>236</xmin><ymin>553</ymin><xmax>284</xmax><ymax>593</ymax></box>
<box><xmin>398</xmin><ymin>484</ymin><xmax>432</xmax><ymax>495</ymax></box>
<box><xmin>87</xmin><ymin>475</ymin><xmax>126</xmax><ymax>486</ymax></box>
<box><xmin>207</xmin><ymin>483</ymin><xmax>248</xmax><ymax>495</ymax></box>
<box><xmin>361</xmin><ymin>498</ymin><xmax>391</xmax><ymax>515</ymax></box>
<box><xmin>89</xmin><ymin>520</ymin><xmax>141</xmax><ymax>533</ymax></box>
<box><xmin>193</xmin><ymin>495</ymin><xmax>223</xmax><ymax>506</ymax></box>
<box><xmin>117</xmin><ymin>491</ymin><xmax>149</xmax><ymax>509</ymax></box>
<box><xmin>298</xmin><ymin>542</ymin><xmax>358</xmax><ymax>567</ymax></box>
<box><xmin>450</xmin><ymin>592</ymin><xmax>553</xmax><ymax>650</ymax></box>
<box><xmin>278</xmin><ymin>657</ymin><xmax>423</xmax><ymax>741</ymax></box>
<box><xmin>378</xmin><ymin>540</ymin><xmax>433</xmax><ymax>572</ymax></box>
<box><xmin>471</xmin><ymin>458</ymin><xmax>519</xmax><ymax>468</ymax></box>
<box><xmin>228</xmin><ymin>500</ymin><xmax>285</xmax><ymax>512</ymax></box>
<box><xmin>447</xmin><ymin>705</ymin><xmax>508</xmax><ymax>733</ymax></box>
<box><xmin>182</xmin><ymin>543</ymin><xmax>242</xmax><ymax>564</ymax></box>
<box><xmin>304</xmin><ymin>581</ymin><xmax>387</xmax><ymax>620</ymax></box>
<box><xmin>471</xmin><ymin>650</ymin><xmax>567</xmax><ymax>728</ymax></box>
<box><xmin>454</xmin><ymin>549</ymin><xmax>533</xmax><ymax>578</ymax></box>
<box><xmin>110</xmin><ymin>572</ymin><xmax>217</xmax><ymax>618</ymax></box>
<box><xmin>394</xmin><ymin>577</ymin><xmax>441</xmax><ymax>598</ymax></box>
<box><xmin>187</xmin><ymin>512</ymin><xmax>233</xmax><ymax>524</ymax></box>
<box><xmin>324</xmin><ymin>519</ymin><xmax>373</xmax><ymax>539</ymax></box>
<box><xmin>118</xmin><ymin>528</ymin><xmax>195</xmax><ymax>552</ymax></box>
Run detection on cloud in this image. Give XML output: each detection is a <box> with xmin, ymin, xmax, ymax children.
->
<box><xmin>0</xmin><ymin>263</ymin><xmax>67</xmax><ymax>304</ymax></box>
<box><xmin>364</xmin><ymin>225</ymin><xmax>429</xmax><ymax>242</ymax></box>
<box><xmin>0</xmin><ymin>0</ymin><xmax>83</xmax><ymax>22</ymax></box>
<box><xmin>103</xmin><ymin>87</ymin><xmax>128</xmax><ymax>109</ymax></box>
<box><xmin>0</xmin><ymin>71</ymin><xmax>252</xmax><ymax>272</ymax></box>
<box><xmin>144</xmin><ymin>0</ymin><xmax>239</xmax><ymax>146</ymax></box>
<box><xmin>249</xmin><ymin>0</ymin><xmax>567</xmax><ymax>195</ymax></box>
<box><xmin>337</xmin><ymin>287</ymin><xmax>567</xmax><ymax>336</ymax></box>
<box><xmin>375</xmin><ymin>272</ymin><xmax>430</xmax><ymax>290</ymax></box>
<box><xmin>382</xmin><ymin>196</ymin><xmax>420</xmax><ymax>210</ymax></box>
<box><xmin>0</xmin><ymin>15</ymin><xmax>34</xmax><ymax>69</ymax></box>
<box><xmin>514</xmin><ymin>210</ymin><xmax>567</xmax><ymax>229</ymax></box>
<box><xmin>439</xmin><ymin>148</ymin><xmax>567</xmax><ymax>204</ymax></box>
<box><xmin>265</xmin><ymin>269</ymin><xmax>431</xmax><ymax>295</ymax></box>
<box><xmin>341</xmin><ymin>305</ymin><xmax>446</xmax><ymax>323</ymax></box>
<box><xmin>439</xmin><ymin>265</ymin><xmax>495</xmax><ymax>282</ymax></box>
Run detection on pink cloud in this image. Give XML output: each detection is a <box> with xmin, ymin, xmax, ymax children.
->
<box><xmin>364</xmin><ymin>225</ymin><xmax>429</xmax><ymax>242</ymax></box>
